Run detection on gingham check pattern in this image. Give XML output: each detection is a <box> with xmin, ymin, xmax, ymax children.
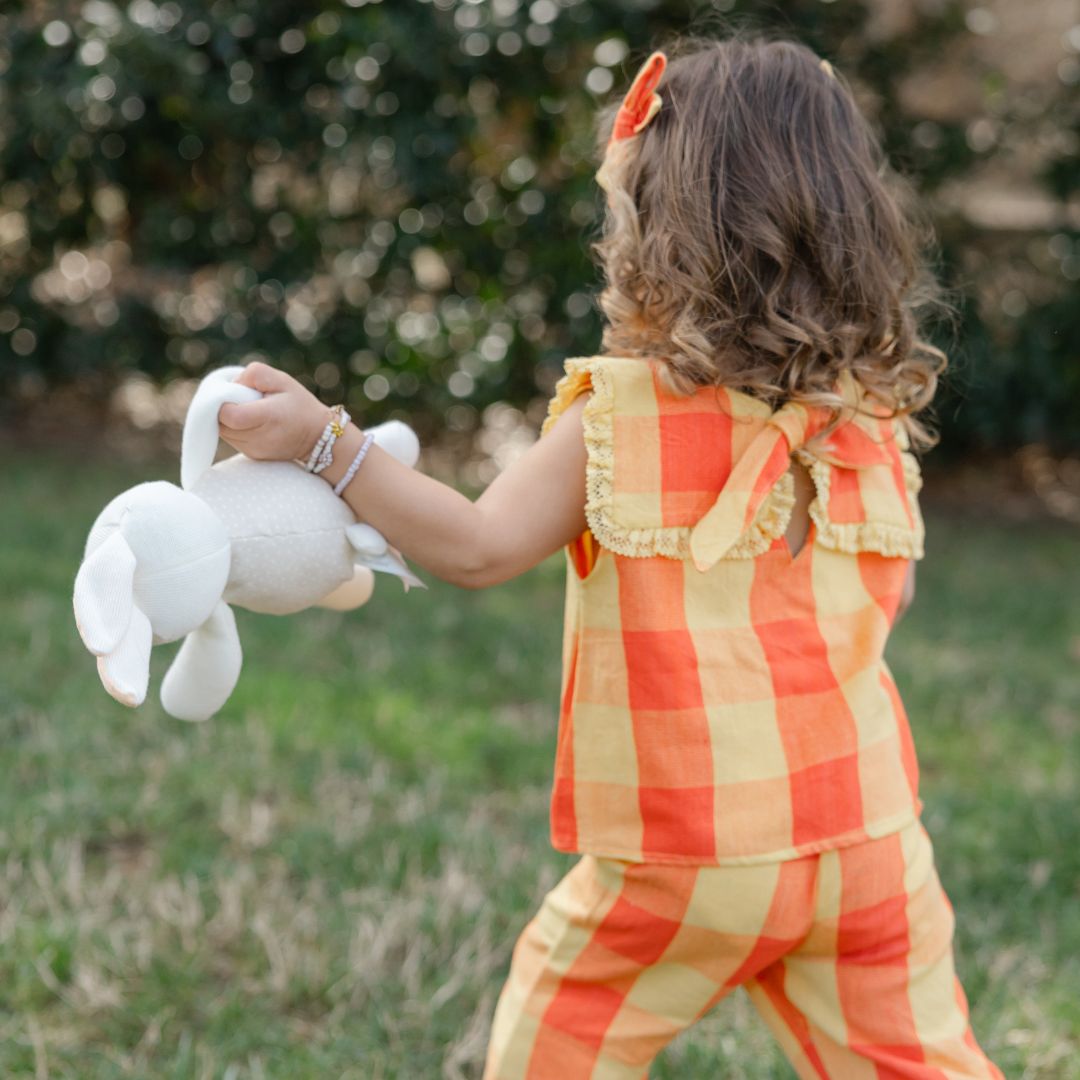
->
<box><xmin>542</xmin><ymin>356</ymin><xmax>927</xmax><ymax>866</ymax></box>
<box><xmin>484</xmin><ymin>817</ymin><xmax>1003</xmax><ymax>1079</ymax></box>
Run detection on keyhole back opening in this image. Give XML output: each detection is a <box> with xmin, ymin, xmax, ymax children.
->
<box><xmin>785</xmin><ymin>457</ymin><xmax>815</xmax><ymax>560</ymax></box>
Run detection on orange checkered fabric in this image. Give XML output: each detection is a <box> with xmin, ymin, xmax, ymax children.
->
<box><xmin>483</xmin><ymin>817</ymin><xmax>1003</xmax><ymax>1078</ymax></box>
<box><xmin>539</xmin><ymin>356</ymin><xmax>927</xmax><ymax>865</ymax></box>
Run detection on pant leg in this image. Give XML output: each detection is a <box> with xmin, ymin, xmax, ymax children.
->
<box><xmin>483</xmin><ymin>851</ymin><xmax>819</xmax><ymax>1080</ymax></box>
<box><xmin>744</xmin><ymin>818</ymin><xmax>1004</xmax><ymax>1079</ymax></box>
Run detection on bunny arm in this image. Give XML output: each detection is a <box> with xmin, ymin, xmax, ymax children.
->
<box><xmin>159</xmin><ymin>599</ymin><xmax>242</xmax><ymax>722</ymax></box>
<box><xmin>73</xmin><ymin>528</ymin><xmax>137</xmax><ymax>655</ymax></box>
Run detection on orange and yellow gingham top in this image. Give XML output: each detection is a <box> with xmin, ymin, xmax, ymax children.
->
<box><xmin>540</xmin><ymin>355</ymin><xmax>927</xmax><ymax>866</ymax></box>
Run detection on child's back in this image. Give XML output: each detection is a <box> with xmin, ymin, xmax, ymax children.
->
<box><xmin>542</xmin><ymin>355</ymin><xmax>924</xmax><ymax>867</ymax></box>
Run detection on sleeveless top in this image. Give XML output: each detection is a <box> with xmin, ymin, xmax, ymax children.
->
<box><xmin>540</xmin><ymin>355</ymin><xmax>926</xmax><ymax>866</ymax></box>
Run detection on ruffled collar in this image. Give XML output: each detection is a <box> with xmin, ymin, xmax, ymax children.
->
<box><xmin>689</xmin><ymin>371</ymin><xmax>897</xmax><ymax>571</ymax></box>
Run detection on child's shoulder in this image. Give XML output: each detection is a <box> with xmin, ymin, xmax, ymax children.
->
<box><xmin>541</xmin><ymin>353</ymin><xmax>768</xmax><ymax>438</ymax></box>
<box><xmin>541</xmin><ymin>353</ymin><xmax>925</xmax><ymax>564</ymax></box>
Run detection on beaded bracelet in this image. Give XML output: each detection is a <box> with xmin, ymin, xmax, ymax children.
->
<box><xmin>333</xmin><ymin>431</ymin><xmax>375</xmax><ymax>497</ymax></box>
<box><xmin>314</xmin><ymin>411</ymin><xmax>347</xmax><ymax>473</ymax></box>
<box><xmin>306</xmin><ymin>404</ymin><xmax>350</xmax><ymax>474</ymax></box>
<box><xmin>318</xmin><ymin>404</ymin><xmax>350</xmax><ymax>473</ymax></box>
<box><xmin>305</xmin><ymin>410</ymin><xmax>335</xmax><ymax>472</ymax></box>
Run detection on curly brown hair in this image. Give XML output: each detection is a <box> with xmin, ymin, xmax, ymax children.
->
<box><xmin>593</xmin><ymin>32</ymin><xmax>955</xmax><ymax>451</ymax></box>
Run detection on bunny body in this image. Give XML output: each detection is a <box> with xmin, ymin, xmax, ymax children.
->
<box><xmin>191</xmin><ymin>454</ymin><xmax>362</xmax><ymax>616</ymax></box>
<box><xmin>74</xmin><ymin>365</ymin><xmax>422</xmax><ymax>722</ymax></box>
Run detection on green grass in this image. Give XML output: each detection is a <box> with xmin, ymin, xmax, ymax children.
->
<box><xmin>2</xmin><ymin>445</ymin><xmax>1078</xmax><ymax>1078</ymax></box>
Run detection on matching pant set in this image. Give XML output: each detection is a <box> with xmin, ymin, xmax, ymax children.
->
<box><xmin>483</xmin><ymin>357</ymin><xmax>1002</xmax><ymax>1079</ymax></box>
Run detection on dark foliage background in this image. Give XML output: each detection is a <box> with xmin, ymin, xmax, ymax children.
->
<box><xmin>1</xmin><ymin>0</ymin><xmax>1077</xmax><ymax>453</ymax></box>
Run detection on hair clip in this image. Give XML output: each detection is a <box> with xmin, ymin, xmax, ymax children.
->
<box><xmin>819</xmin><ymin>58</ymin><xmax>836</xmax><ymax>79</ymax></box>
<box><xmin>608</xmin><ymin>50</ymin><xmax>667</xmax><ymax>147</ymax></box>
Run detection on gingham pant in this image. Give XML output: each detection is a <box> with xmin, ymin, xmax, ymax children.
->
<box><xmin>483</xmin><ymin>818</ymin><xmax>1003</xmax><ymax>1079</ymax></box>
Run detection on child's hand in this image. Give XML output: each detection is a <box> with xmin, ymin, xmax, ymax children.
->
<box><xmin>218</xmin><ymin>361</ymin><xmax>332</xmax><ymax>464</ymax></box>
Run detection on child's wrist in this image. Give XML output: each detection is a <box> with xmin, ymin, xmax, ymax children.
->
<box><xmin>295</xmin><ymin>402</ymin><xmax>334</xmax><ymax>467</ymax></box>
<box><xmin>297</xmin><ymin>400</ymin><xmax>365</xmax><ymax>476</ymax></box>
<box><xmin>316</xmin><ymin>420</ymin><xmax>366</xmax><ymax>490</ymax></box>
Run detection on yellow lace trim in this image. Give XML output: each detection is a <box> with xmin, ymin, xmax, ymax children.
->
<box><xmin>543</xmin><ymin>357</ymin><xmax>797</xmax><ymax>561</ymax></box>
<box><xmin>541</xmin><ymin>361</ymin><xmax>595</xmax><ymax>436</ymax></box>
<box><xmin>579</xmin><ymin>357</ymin><xmax>686</xmax><ymax>559</ymax></box>
<box><xmin>545</xmin><ymin>357</ymin><xmax>927</xmax><ymax>562</ymax></box>
<box><xmin>900</xmin><ymin>449</ymin><xmax>926</xmax><ymax>557</ymax></box>
<box><xmin>795</xmin><ymin>449</ymin><xmax>925</xmax><ymax>560</ymax></box>
<box><xmin>900</xmin><ymin>448</ymin><xmax>923</xmax><ymax>495</ymax></box>
<box><xmin>725</xmin><ymin>469</ymin><xmax>796</xmax><ymax>558</ymax></box>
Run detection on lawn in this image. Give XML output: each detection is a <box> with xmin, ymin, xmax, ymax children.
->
<box><xmin>2</xmin><ymin>444</ymin><xmax>1078</xmax><ymax>1079</ymax></box>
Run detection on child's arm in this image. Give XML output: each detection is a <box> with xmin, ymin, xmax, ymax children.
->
<box><xmin>216</xmin><ymin>360</ymin><xmax>592</xmax><ymax>589</ymax></box>
<box><xmin>318</xmin><ymin>394</ymin><xmax>592</xmax><ymax>589</ymax></box>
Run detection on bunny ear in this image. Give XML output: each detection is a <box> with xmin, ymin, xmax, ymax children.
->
<box><xmin>74</xmin><ymin>529</ymin><xmax>137</xmax><ymax>655</ymax></box>
<box><xmin>75</xmin><ymin>518</ymin><xmax>153</xmax><ymax>707</ymax></box>
<box><xmin>97</xmin><ymin>603</ymin><xmax>152</xmax><ymax>707</ymax></box>
<box><xmin>180</xmin><ymin>365</ymin><xmax>263</xmax><ymax>490</ymax></box>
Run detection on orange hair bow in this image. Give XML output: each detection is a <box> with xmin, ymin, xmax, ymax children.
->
<box><xmin>608</xmin><ymin>50</ymin><xmax>667</xmax><ymax>147</ymax></box>
<box><xmin>597</xmin><ymin>50</ymin><xmax>667</xmax><ymax>191</ymax></box>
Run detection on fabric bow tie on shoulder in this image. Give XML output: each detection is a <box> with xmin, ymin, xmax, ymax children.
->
<box><xmin>688</xmin><ymin>374</ymin><xmax>898</xmax><ymax>572</ymax></box>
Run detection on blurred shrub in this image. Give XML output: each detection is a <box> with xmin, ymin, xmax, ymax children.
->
<box><xmin>0</xmin><ymin>0</ymin><xmax>1077</xmax><ymax>452</ymax></box>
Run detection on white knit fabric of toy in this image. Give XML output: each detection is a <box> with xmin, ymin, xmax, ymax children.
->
<box><xmin>190</xmin><ymin>455</ymin><xmax>359</xmax><ymax>616</ymax></box>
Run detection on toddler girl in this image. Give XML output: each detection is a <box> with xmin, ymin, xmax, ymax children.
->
<box><xmin>219</xmin><ymin>33</ymin><xmax>1003</xmax><ymax>1079</ymax></box>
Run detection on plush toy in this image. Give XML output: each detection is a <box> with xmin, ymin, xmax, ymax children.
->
<box><xmin>73</xmin><ymin>364</ymin><xmax>423</xmax><ymax>723</ymax></box>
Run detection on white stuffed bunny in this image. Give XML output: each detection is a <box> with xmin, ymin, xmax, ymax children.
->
<box><xmin>73</xmin><ymin>364</ymin><xmax>423</xmax><ymax>723</ymax></box>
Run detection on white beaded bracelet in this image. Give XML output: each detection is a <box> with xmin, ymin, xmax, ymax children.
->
<box><xmin>318</xmin><ymin>407</ymin><xmax>347</xmax><ymax>471</ymax></box>
<box><xmin>305</xmin><ymin>415</ymin><xmax>334</xmax><ymax>472</ymax></box>
<box><xmin>307</xmin><ymin>404</ymin><xmax>350</xmax><ymax>474</ymax></box>
<box><xmin>333</xmin><ymin>431</ymin><xmax>375</xmax><ymax>497</ymax></box>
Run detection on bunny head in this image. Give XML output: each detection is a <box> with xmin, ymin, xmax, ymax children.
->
<box><xmin>74</xmin><ymin>480</ymin><xmax>231</xmax><ymax>707</ymax></box>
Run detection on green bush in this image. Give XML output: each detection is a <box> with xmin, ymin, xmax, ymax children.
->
<box><xmin>0</xmin><ymin>0</ymin><xmax>1076</xmax><ymax>451</ymax></box>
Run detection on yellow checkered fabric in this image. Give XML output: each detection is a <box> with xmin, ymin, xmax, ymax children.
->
<box><xmin>540</xmin><ymin>356</ymin><xmax>927</xmax><ymax>865</ymax></box>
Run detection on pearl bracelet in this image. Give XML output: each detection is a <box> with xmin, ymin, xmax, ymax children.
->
<box><xmin>333</xmin><ymin>431</ymin><xmax>375</xmax><ymax>497</ymax></box>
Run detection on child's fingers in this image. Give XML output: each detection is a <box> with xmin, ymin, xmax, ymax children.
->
<box><xmin>219</xmin><ymin>400</ymin><xmax>266</xmax><ymax>430</ymax></box>
<box><xmin>235</xmin><ymin>360</ymin><xmax>290</xmax><ymax>393</ymax></box>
